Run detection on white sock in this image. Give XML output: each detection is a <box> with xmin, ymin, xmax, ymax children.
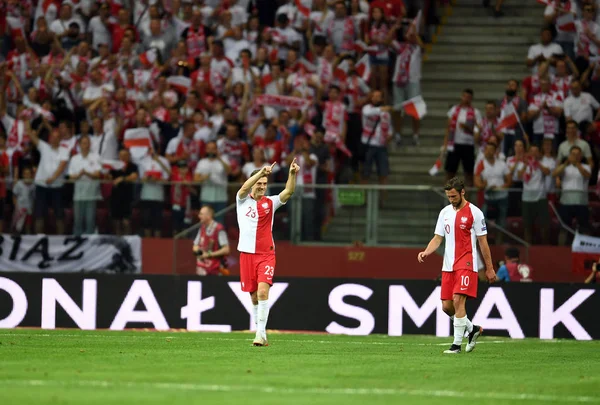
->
<box><xmin>465</xmin><ymin>317</ymin><xmax>473</xmax><ymax>334</ymax></box>
<box><xmin>257</xmin><ymin>300</ymin><xmax>269</xmax><ymax>340</ymax></box>
<box><xmin>252</xmin><ymin>304</ymin><xmax>258</xmax><ymax>333</ymax></box>
<box><xmin>453</xmin><ymin>316</ymin><xmax>467</xmax><ymax>346</ymax></box>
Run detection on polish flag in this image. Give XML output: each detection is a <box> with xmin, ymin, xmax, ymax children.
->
<box><xmin>324</xmin><ymin>130</ymin><xmax>352</xmax><ymax>157</ymax></box>
<box><xmin>139</xmin><ymin>48</ymin><xmax>158</xmax><ymax>67</ymax></box>
<box><xmin>261</xmin><ymin>72</ymin><xmax>273</xmax><ymax>88</ymax></box>
<box><xmin>354</xmin><ymin>40</ymin><xmax>378</xmax><ymax>55</ymax></box>
<box><xmin>166</xmin><ymin>76</ymin><xmax>192</xmax><ymax>94</ymax></box>
<box><xmin>355</xmin><ymin>54</ymin><xmax>371</xmax><ymax>82</ymax></box>
<box><xmin>333</xmin><ymin>60</ymin><xmax>349</xmax><ymax>82</ymax></box>
<box><xmin>298</xmin><ymin>58</ymin><xmax>317</xmax><ymax>73</ymax></box>
<box><xmin>124</xmin><ymin>128</ymin><xmax>152</xmax><ymax>148</ymax></box>
<box><xmin>295</xmin><ymin>0</ymin><xmax>312</xmax><ymax>17</ymax></box>
<box><xmin>496</xmin><ymin>106</ymin><xmax>519</xmax><ymax>131</ymax></box>
<box><xmin>7</xmin><ymin>17</ymin><xmax>25</xmax><ymax>38</ymax></box>
<box><xmin>557</xmin><ymin>13</ymin><xmax>576</xmax><ymax>32</ymax></box>
<box><xmin>101</xmin><ymin>159</ymin><xmax>125</xmax><ymax>171</ymax></box>
<box><xmin>536</xmin><ymin>0</ymin><xmax>551</xmax><ymax>5</ymax></box>
<box><xmin>411</xmin><ymin>10</ymin><xmax>422</xmax><ymax>34</ymax></box>
<box><xmin>401</xmin><ymin>96</ymin><xmax>427</xmax><ymax>120</ymax></box>
<box><xmin>428</xmin><ymin>158</ymin><xmax>442</xmax><ymax>176</ymax></box>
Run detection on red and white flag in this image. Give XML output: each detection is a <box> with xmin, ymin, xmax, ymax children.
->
<box><xmin>333</xmin><ymin>60</ymin><xmax>350</xmax><ymax>82</ymax></box>
<box><xmin>139</xmin><ymin>48</ymin><xmax>158</xmax><ymax>67</ymax></box>
<box><xmin>7</xmin><ymin>17</ymin><xmax>25</xmax><ymax>38</ymax></box>
<box><xmin>294</xmin><ymin>0</ymin><xmax>312</xmax><ymax>17</ymax></box>
<box><xmin>411</xmin><ymin>10</ymin><xmax>422</xmax><ymax>34</ymax></box>
<box><xmin>101</xmin><ymin>159</ymin><xmax>125</xmax><ymax>171</ymax></box>
<box><xmin>261</xmin><ymin>72</ymin><xmax>273</xmax><ymax>88</ymax></box>
<box><xmin>324</xmin><ymin>130</ymin><xmax>352</xmax><ymax>157</ymax></box>
<box><xmin>298</xmin><ymin>58</ymin><xmax>317</xmax><ymax>73</ymax></box>
<box><xmin>354</xmin><ymin>40</ymin><xmax>378</xmax><ymax>55</ymax></box>
<box><xmin>166</xmin><ymin>76</ymin><xmax>192</xmax><ymax>94</ymax></box>
<box><xmin>557</xmin><ymin>13</ymin><xmax>576</xmax><ymax>32</ymax></box>
<box><xmin>124</xmin><ymin>128</ymin><xmax>152</xmax><ymax>148</ymax></box>
<box><xmin>536</xmin><ymin>0</ymin><xmax>551</xmax><ymax>5</ymax></box>
<box><xmin>401</xmin><ymin>96</ymin><xmax>427</xmax><ymax>120</ymax></box>
<box><xmin>355</xmin><ymin>54</ymin><xmax>371</xmax><ymax>82</ymax></box>
<box><xmin>428</xmin><ymin>158</ymin><xmax>442</xmax><ymax>176</ymax></box>
<box><xmin>496</xmin><ymin>105</ymin><xmax>519</xmax><ymax>131</ymax></box>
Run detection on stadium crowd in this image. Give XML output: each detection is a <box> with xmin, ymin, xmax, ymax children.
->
<box><xmin>0</xmin><ymin>0</ymin><xmax>435</xmax><ymax>240</ymax></box>
<box><xmin>448</xmin><ymin>0</ymin><xmax>600</xmax><ymax>246</ymax></box>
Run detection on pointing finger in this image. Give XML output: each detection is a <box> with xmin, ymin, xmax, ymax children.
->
<box><xmin>270</xmin><ymin>162</ymin><xmax>277</xmax><ymax>169</ymax></box>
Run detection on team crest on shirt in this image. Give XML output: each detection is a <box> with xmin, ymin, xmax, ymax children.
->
<box><xmin>262</xmin><ymin>203</ymin><xmax>269</xmax><ymax>208</ymax></box>
<box><xmin>461</xmin><ymin>216</ymin><xmax>468</xmax><ymax>223</ymax></box>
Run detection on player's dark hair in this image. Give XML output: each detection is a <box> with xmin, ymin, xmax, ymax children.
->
<box><xmin>251</xmin><ymin>169</ymin><xmax>268</xmax><ymax>179</ymax></box>
<box><xmin>444</xmin><ymin>177</ymin><xmax>465</xmax><ymax>193</ymax></box>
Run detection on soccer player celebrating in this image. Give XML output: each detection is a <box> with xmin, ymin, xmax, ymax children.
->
<box><xmin>236</xmin><ymin>159</ymin><xmax>300</xmax><ymax>346</ymax></box>
<box><xmin>417</xmin><ymin>177</ymin><xmax>496</xmax><ymax>354</ymax></box>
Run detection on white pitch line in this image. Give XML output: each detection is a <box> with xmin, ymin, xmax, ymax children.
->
<box><xmin>0</xmin><ymin>379</ymin><xmax>596</xmax><ymax>403</ymax></box>
<box><xmin>0</xmin><ymin>333</ymin><xmax>522</xmax><ymax>346</ymax></box>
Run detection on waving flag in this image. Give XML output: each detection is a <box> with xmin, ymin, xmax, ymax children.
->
<box><xmin>139</xmin><ymin>48</ymin><xmax>158</xmax><ymax>67</ymax></box>
<box><xmin>124</xmin><ymin>128</ymin><xmax>152</xmax><ymax>148</ymax></box>
<box><xmin>496</xmin><ymin>105</ymin><xmax>519</xmax><ymax>131</ymax></box>
<box><xmin>166</xmin><ymin>76</ymin><xmax>192</xmax><ymax>94</ymax></box>
<box><xmin>402</xmin><ymin>96</ymin><xmax>427</xmax><ymax>120</ymax></box>
<box><xmin>295</xmin><ymin>0</ymin><xmax>312</xmax><ymax>17</ymax></box>
<box><xmin>557</xmin><ymin>13</ymin><xmax>576</xmax><ymax>32</ymax></box>
<box><xmin>101</xmin><ymin>159</ymin><xmax>125</xmax><ymax>171</ymax></box>
<box><xmin>428</xmin><ymin>158</ymin><xmax>442</xmax><ymax>176</ymax></box>
<box><xmin>354</xmin><ymin>41</ymin><xmax>378</xmax><ymax>55</ymax></box>
<box><xmin>355</xmin><ymin>54</ymin><xmax>371</xmax><ymax>82</ymax></box>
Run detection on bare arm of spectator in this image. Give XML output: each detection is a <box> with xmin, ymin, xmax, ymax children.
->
<box><xmin>47</xmin><ymin>160</ymin><xmax>68</xmax><ymax>185</ymax></box>
<box><xmin>576</xmin><ymin>161</ymin><xmax>591</xmax><ymax>178</ymax></box>
<box><xmin>585</xmin><ymin>264</ymin><xmax>598</xmax><ymax>283</ymax></box>
<box><xmin>527</xmin><ymin>105</ymin><xmax>542</xmax><ymax>121</ymax></box>
<box><xmin>239</xmin><ymin>82</ymin><xmax>252</xmax><ymax>122</ymax></box>
<box><xmin>565</xmin><ymin>56</ymin><xmax>580</xmax><ymax>78</ymax></box>
<box><xmin>474</xmin><ymin>168</ymin><xmax>486</xmax><ymax>190</ymax></box>
<box><xmin>503</xmin><ymin>172</ymin><xmax>512</xmax><ymax>189</ymax></box>
<box><xmin>26</xmin><ymin>124</ymin><xmax>40</xmax><ymax>147</ymax></box>
<box><xmin>549</xmin><ymin>103</ymin><xmax>563</xmax><ymax>118</ymax></box>
<box><xmin>552</xmin><ymin>161</ymin><xmax>568</xmax><ymax>177</ymax></box>
<box><xmin>442</xmin><ymin>118</ymin><xmax>452</xmax><ymax>151</ymax></box>
<box><xmin>581</xmin><ymin>62</ymin><xmax>596</xmax><ymax>87</ymax></box>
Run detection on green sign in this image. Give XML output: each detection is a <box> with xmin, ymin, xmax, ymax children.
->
<box><xmin>338</xmin><ymin>189</ymin><xmax>365</xmax><ymax>206</ymax></box>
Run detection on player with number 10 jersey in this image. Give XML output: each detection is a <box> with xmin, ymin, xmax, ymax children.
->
<box><xmin>418</xmin><ymin>177</ymin><xmax>496</xmax><ymax>354</ymax></box>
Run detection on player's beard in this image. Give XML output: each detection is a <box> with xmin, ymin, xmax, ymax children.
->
<box><xmin>452</xmin><ymin>196</ymin><xmax>464</xmax><ymax>208</ymax></box>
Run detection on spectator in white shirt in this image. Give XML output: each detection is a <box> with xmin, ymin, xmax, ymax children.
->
<box><xmin>361</xmin><ymin>90</ymin><xmax>393</xmax><ymax>199</ymax></box>
<box><xmin>83</xmin><ymin>68</ymin><xmax>114</xmax><ymax>108</ymax></box>
<box><xmin>553</xmin><ymin>145</ymin><xmax>591</xmax><ymax>244</ymax></box>
<box><xmin>474</xmin><ymin>141</ymin><xmax>511</xmax><ymax>242</ymax></box>
<box><xmin>557</xmin><ymin>120</ymin><xmax>594</xmax><ymax>169</ymax></box>
<box><xmin>517</xmin><ymin>145</ymin><xmax>551</xmax><ymax>244</ymax></box>
<box><xmin>49</xmin><ymin>3</ymin><xmax>85</xmax><ymax>39</ymax></box>
<box><xmin>30</xmin><ymin>128</ymin><xmax>69</xmax><ymax>234</ymax></box>
<box><xmin>444</xmin><ymin>89</ymin><xmax>483</xmax><ymax>187</ymax></box>
<box><xmin>574</xmin><ymin>4</ymin><xmax>600</xmax><ymax>75</ymax></box>
<box><xmin>12</xmin><ymin>167</ymin><xmax>35</xmax><ymax>235</ymax></box>
<box><xmin>68</xmin><ymin>135</ymin><xmax>102</xmax><ymax>236</ymax></box>
<box><xmin>564</xmin><ymin>79</ymin><xmax>600</xmax><ymax>131</ymax></box>
<box><xmin>527</xmin><ymin>77</ymin><xmax>564</xmax><ymax>145</ymax></box>
<box><xmin>90</xmin><ymin>116</ymin><xmax>118</xmax><ymax>160</ymax></box>
<box><xmin>139</xmin><ymin>151</ymin><xmax>171</xmax><ymax>238</ymax></box>
<box><xmin>527</xmin><ymin>26</ymin><xmax>564</xmax><ymax>75</ymax></box>
<box><xmin>194</xmin><ymin>141</ymin><xmax>231</xmax><ymax>218</ymax></box>
<box><xmin>544</xmin><ymin>0</ymin><xmax>578</xmax><ymax>61</ymax></box>
<box><xmin>87</xmin><ymin>2</ymin><xmax>113</xmax><ymax>51</ymax></box>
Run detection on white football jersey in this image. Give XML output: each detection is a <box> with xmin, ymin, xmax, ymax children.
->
<box><xmin>236</xmin><ymin>193</ymin><xmax>286</xmax><ymax>254</ymax></box>
<box><xmin>434</xmin><ymin>202</ymin><xmax>487</xmax><ymax>273</ymax></box>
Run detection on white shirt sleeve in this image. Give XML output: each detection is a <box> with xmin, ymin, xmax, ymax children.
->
<box><xmin>527</xmin><ymin>44</ymin><xmax>539</xmax><ymax>60</ymax></box>
<box><xmin>472</xmin><ymin>206</ymin><xmax>488</xmax><ymax>237</ymax></box>
<box><xmin>217</xmin><ymin>229</ymin><xmax>229</xmax><ymax>247</ymax></box>
<box><xmin>68</xmin><ymin>156</ymin><xmax>80</xmax><ymax>177</ymax></box>
<box><xmin>166</xmin><ymin>137</ymin><xmax>179</xmax><ymax>155</ymax></box>
<box><xmin>564</xmin><ymin>98</ymin><xmax>573</xmax><ymax>117</ymax></box>
<box><xmin>447</xmin><ymin>106</ymin><xmax>457</xmax><ymax>119</ymax></box>
<box><xmin>195</xmin><ymin>159</ymin><xmax>208</xmax><ymax>175</ymax></box>
<box><xmin>434</xmin><ymin>210</ymin><xmax>445</xmax><ymax>237</ymax></box>
<box><xmin>590</xmin><ymin>94</ymin><xmax>600</xmax><ymax>109</ymax></box>
<box><xmin>268</xmin><ymin>194</ymin><xmax>286</xmax><ymax>211</ymax></box>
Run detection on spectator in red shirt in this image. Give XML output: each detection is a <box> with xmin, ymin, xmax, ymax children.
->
<box><xmin>111</xmin><ymin>8</ymin><xmax>136</xmax><ymax>54</ymax></box>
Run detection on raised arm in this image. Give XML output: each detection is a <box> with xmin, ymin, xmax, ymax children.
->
<box><xmin>279</xmin><ymin>158</ymin><xmax>300</xmax><ymax>204</ymax></box>
<box><xmin>237</xmin><ymin>162</ymin><xmax>275</xmax><ymax>200</ymax></box>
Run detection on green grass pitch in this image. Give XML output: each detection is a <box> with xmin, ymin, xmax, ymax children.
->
<box><xmin>0</xmin><ymin>329</ymin><xmax>598</xmax><ymax>405</ymax></box>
